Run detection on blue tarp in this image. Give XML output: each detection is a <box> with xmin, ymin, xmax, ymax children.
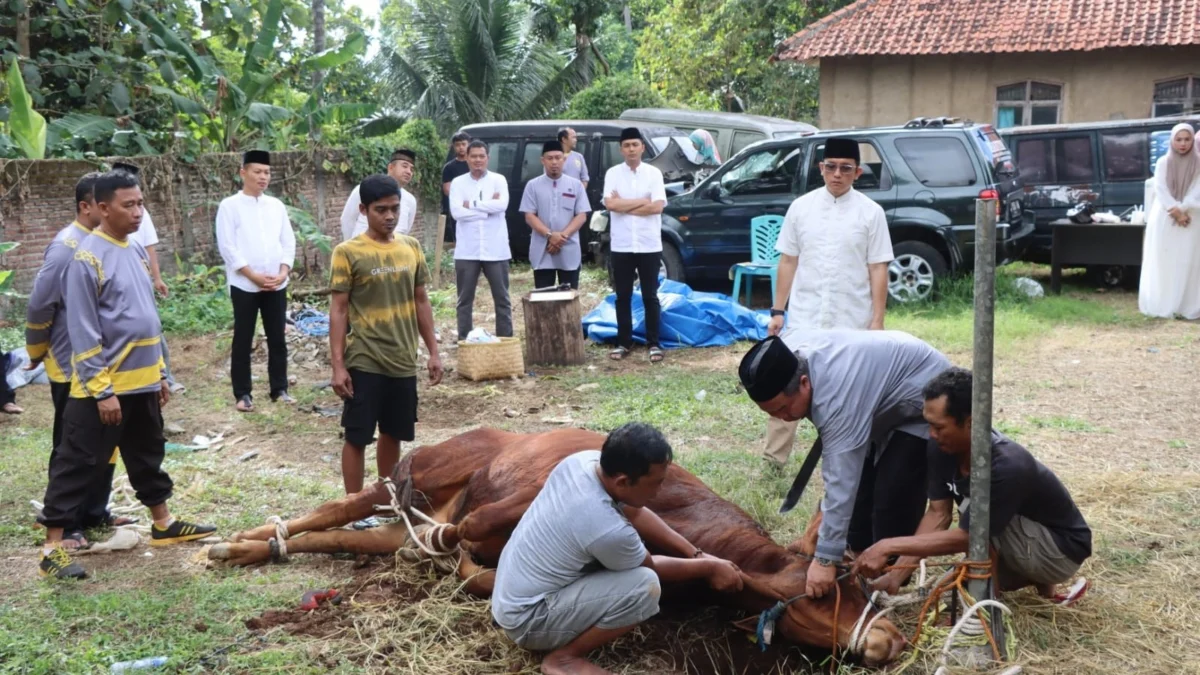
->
<box><xmin>582</xmin><ymin>279</ymin><xmax>769</xmax><ymax>349</ymax></box>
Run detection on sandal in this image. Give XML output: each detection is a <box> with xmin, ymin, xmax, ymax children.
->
<box><xmin>2</xmin><ymin>402</ymin><xmax>22</xmax><ymax>414</ymax></box>
<box><xmin>62</xmin><ymin>531</ymin><xmax>91</xmax><ymax>551</ymax></box>
<box><xmin>1053</xmin><ymin>578</ymin><xmax>1089</xmax><ymax>606</ymax></box>
<box><xmin>648</xmin><ymin>347</ymin><xmax>664</xmax><ymax>363</ymax></box>
<box><xmin>236</xmin><ymin>395</ymin><xmax>254</xmax><ymax>413</ymax></box>
<box><xmin>107</xmin><ymin>515</ymin><xmax>140</xmax><ymax>527</ymax></box>
<box><xmin>609</xmin><ymin>347</ymin><xmax>630</xmax><ymax>361</ymax></box>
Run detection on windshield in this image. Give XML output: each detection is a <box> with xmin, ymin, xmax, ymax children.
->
<box><xmin>651</xmin><ymin>135</ymin><xmax>703</xmax><ymax>164</ymax></box>
<box><xmin>971</xmin><ymin>125</ymin><xmax>1018</xmax><ymax>181</ymax></box>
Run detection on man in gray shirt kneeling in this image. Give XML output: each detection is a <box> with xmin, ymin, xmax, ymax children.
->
<box><xmin>492</xmin><ymin>422</ymin><xmax>743</xmax><ymax>675</ymax></box>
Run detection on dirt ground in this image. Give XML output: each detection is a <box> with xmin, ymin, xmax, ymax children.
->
<box><xmin>2</xmin><ymin>266</ymin><xmax>1198</xmax><ymax>674</ymax></box>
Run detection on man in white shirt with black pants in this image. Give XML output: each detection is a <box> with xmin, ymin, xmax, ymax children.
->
<box><xmin>603</xmin><ymin>128</ymin><xmax>668</xmax><ymax>363</ymax></box>
<box><xmin>449</xmin><ymin>140</ymin><xmax>512</xmax><ymax>339</ymax></box>
<box><xmin>215</xmin><ymin>150</ymin><xmax>297</xmax><ymax>413</ymax></box>
<box><xmin>763</xmin><ymin>137</ymin><xmax>894</xmax><ymax>468</ymax></box>
<box><xmin>339</xmin><ymin>148</ymin><xmax>418</xmax><ymax>241</ymax></box>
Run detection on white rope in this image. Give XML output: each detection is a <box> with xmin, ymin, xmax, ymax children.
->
<box><xmin>941</xmin><ymin>598</ymin><xmax>1012</xmax><ymax>657</ymax></box>
<box><xmin>267</xmin><ymin>515</ymin><xmax>290</xmax><ymax>542</ymax></box>
<box><xmin>375</xmin><ymin>478</ymin><xmax>457</xmax><ymax>558</ymax></box>
<box><xmin>846</xmin><ymin>589</ymin><xmax>898</xmax><ymax>656</ymax></box>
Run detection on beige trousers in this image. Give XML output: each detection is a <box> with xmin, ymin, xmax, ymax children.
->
<box><xmin>764</xmin><ymin>416</ymin><xmax>801</xmax><ymax>465</ymax></box>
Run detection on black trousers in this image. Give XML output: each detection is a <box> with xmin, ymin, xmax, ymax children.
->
<box><xmin>533</xmin><ymin>268</ymin><xmax>581</xmax><ymax>290</ymax></box>
<box><xmin>230</xmin><ymin>286</ymin><xmax>289</xmax><ymax>401</ymax></box>
<box><xmin>610</xmin><ymin>252</ymin><xmax>662</xmax><ymax>349</ymax></box>
<box><xmin>41</xmin><ymin>393</ymin><xmax>172</xmax><ymax>530</ymax></box>
<box><xmin>0</xmin><ymin>352</ymin><xmax>13</xmax><ymax>407</ymax></box>
<box><xmin>846</xmin><ymin>431</ymin><xmax>930</xmax><ymax>553</ymax></box>
<box><xmin>49</xmin><ymin>382</ymin><xmax>113</xmax><ymax>530</ymax></box>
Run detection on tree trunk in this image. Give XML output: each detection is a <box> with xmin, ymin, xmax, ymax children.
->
<box><xmin>521</xmin><ymin>292</ymin><xmax>586</xmax><ymax>367</ymax></box>
<box><xmin>311</xmin><ymin>0</ymin><xmax>326</xmax><ymax>90</ymax></box>
<box><xmin>623</xmin><ymin>3</ymin><xmax>632</xmax><ymax>31</ymax></box>
<box><xmin>577</xmin><ymin>30</ymin><xmax>608</xmax><ymax>80</ymax></box>
<box><xmin>16</xmin><ymin>5</ymin><xmax>31</xmax><ymax>57</ymax></box>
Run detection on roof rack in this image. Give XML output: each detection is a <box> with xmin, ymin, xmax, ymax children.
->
<box><xmin>903</xmin><ymin>116</ymin><xmax>973</xmax><ymax>129</ymax></box>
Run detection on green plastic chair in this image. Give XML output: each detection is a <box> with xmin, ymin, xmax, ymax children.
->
<box><xmin>730</xmin><ymin>215</ymin><xmax>784</xmax><ymax>307</ymax></box>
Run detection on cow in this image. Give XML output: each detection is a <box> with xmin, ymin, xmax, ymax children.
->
<box><xmin>209</xmin><ymin>428</ymin><xmax>907</xmax><ymax>667</ymax></box>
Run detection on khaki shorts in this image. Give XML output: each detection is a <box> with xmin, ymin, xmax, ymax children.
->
<box><xmin>993</xmin><ymin>515</ymin><xmax>1081</xmax><ymax>589</ymax></box>
<box><xmin>502</xmin><ymin>567</ymin><xmax>661</xmax><ymax>652</ymax></box>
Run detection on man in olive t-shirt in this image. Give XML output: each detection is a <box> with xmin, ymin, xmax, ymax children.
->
<box><xmin>330</xmin><ymin>175</ymin><xmax>444</xmax><ymax>498</ymax></box>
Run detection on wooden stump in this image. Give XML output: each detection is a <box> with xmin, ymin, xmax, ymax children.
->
<box><xmin>521</xmin><ymin>291</ymin><xmax>586</xmax><ymax>367</ymax></box>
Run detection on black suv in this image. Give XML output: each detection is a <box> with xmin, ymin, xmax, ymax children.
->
<box><xmin>592</xmin><ymin>118</ymin><xmax>1035</xmax><ymax>302</ymax></box>
<box><xmin>450</xmin><ymin>121</ymin><xmax>694</xmax><ymax>262</ymax></box>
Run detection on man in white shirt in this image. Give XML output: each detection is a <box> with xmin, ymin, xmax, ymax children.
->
<box><xmin>603</xmin><ymin>127</ymin><xmax>668</xmax><ymax>363</ymax></box>
<box><xmin>557</xmin><ymin>127</ymin><xmax>589</xmax><ymax>189</ymax></box>
<box><xmin>113</xmin><ymin>162</ymin><xmax>184</xmax><ymax>393</ymax></box>
<box><xmin>762</xmin><ymin>138</ymin><xmax>894</xmax><ymax>468</ymax></box>
<box><xmin>215</xmin><ymin>150</ymin><xmax>297</xmax><ymax>412</ymax></box>
<box><xmin>449</xmin><ymin>140</ymin><xmax>512</xmax><ymax>339</ymax></box>
<box><xmin>339</xmin><ymin>148</ymin><xmax>418</xmax><ymax>241</ymax></box>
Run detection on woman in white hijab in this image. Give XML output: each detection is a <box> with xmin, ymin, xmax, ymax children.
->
<box><xmin>1139</xmin><ymin>123</ymin><xmax>1200</xmax><ymax>319</ymax></box>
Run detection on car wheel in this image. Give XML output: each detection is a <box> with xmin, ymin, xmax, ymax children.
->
<box><xmin>605</xmin><ymin>242</ymin><xmax>686</xmax><ymax>287</ymax></box>
<box><xmin>888</xmin><ymin>241</ymin><xmax>947</xmax><ymax>303</ymax></box>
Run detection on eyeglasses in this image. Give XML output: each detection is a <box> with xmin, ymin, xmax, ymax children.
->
<box><xmin>821</xmin><ymin>162</ymin><xmax>857</xmax><ymax>175</ymax></box>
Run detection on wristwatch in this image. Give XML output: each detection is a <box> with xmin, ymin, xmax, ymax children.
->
<box><xmin>769</xmin><ymin>309</ymin><xmax>786</xmax><ymax>318</ymax></box>
<box><xmin>815</xmin><ymin>556</ymin><xmax>838</xmax><ymax>568</ymax></box>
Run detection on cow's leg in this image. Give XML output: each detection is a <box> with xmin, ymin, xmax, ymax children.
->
<box><xmin>441</xmin><ymin>485</ymin><xmax>540</xmax><ymax>550</ymax></box>
<box><xmin>210</xmin><ymin>523</ymin><xmax>409</xmax><ymax>566</ymax></box>
<box><xmin>232</xmin><ymin>482</ymin><xmax>389</xmax><ymax>542</ymax></box>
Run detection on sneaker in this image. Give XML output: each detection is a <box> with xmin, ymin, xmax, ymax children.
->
<box><xmin>150</xmin><ymin>518</ymin><xmax>217</xmax><ymax>546</ymax></box>
<box><xmin>39</xmin><ymin>546</ymin><xmax>88</xmax><ymax>580</ymax></box>
<box><xmin>351</xmin><ymin>516</ymin><xmax>380</xmax><ymax>530</ymax></box>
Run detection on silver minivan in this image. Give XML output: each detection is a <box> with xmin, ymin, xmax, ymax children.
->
<box><xmin>619</xmin><ymin>108</ymin><xmax>818</xmax><ymax>162</ymax></box>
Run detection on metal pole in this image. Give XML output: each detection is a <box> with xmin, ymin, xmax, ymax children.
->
<box><xmin>969</xmin><ymin>198</ymin><xmax>1002</xmax><ymax>656</ymax></box>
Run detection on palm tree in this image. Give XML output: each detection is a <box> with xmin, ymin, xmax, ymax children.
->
<box><xmin>379</xmin><ymin>0</ymin><xmax>591</xmax><ymax>134</ymax></box>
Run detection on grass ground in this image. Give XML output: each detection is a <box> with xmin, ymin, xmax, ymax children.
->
<box><xmin>0</xmin><ymin>263</ymin><xmax>1197</xmax><ymax>674</ymax></box>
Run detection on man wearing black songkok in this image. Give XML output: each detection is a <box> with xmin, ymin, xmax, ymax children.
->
<box><xmin>738</xmin><ymin>330</ymin><xmax>949</xmax><ymax>600</ymax></box>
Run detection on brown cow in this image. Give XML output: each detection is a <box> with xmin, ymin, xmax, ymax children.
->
<box><xmin>210</xmin><ymin>428</ymin><xmax>906</xmax><ymax>666</ymax></box>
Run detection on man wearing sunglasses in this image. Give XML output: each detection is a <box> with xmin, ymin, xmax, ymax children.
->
<box><xmin>762</xmin><ymin>138</ymin><xmax>894</xmax><ymax>469</ymax></box>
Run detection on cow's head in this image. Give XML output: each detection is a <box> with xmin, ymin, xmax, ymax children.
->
<box><xmin>743</xmin><ymin>566</ymin><xmax>907</xmax><ymax>667</ymax></box>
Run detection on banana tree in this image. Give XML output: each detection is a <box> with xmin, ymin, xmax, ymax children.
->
<box><xmin>2</xmin><ymin>62</ymin><xmax>47</xmax><ymax>159</ymax></box>
<box><xmin>131</xmin><ymin>0</ymin><xmax>367</xmax><ymax>150</ymax></box>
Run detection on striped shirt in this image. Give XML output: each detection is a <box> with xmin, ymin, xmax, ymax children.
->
<box><xmin>25</xmin><ymin>221</ymin><xmax>92</xmax><ymax>383</ymax></box>
<box><xmin>66</xmin><ymin>229</ymin><xmax>165</xmax><ymax>399</ymax></box>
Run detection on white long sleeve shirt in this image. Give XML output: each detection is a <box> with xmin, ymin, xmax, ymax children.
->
<box><xmin>215</xmin><ymin>191</ymin><xmax>297</xmax><ymax>293</ymax></box>
<box><xmin>340</xmin><ymin>185</ymin><xmax>417</xmax><ymax>241</ymax></box>
<box><xmin>449</xmin><ymin>170</ymin><xmax>511</xmax><ymax>261</ymax></box>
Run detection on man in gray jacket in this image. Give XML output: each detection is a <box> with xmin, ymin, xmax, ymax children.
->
<box><xmin>738</xmin><ymin>331</ymin><xmax>949</xmax><ymax>599</ymax></box>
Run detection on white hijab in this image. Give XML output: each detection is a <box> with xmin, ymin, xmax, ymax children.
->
<box><xmin>1164</xmin><ymin>123</ymin><xmax>1200</xmax><ymax>202</ymax></box>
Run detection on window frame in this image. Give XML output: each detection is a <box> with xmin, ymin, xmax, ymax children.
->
<box><xmin>994</xmin><ymin>80</ymin><xmax>1063</xmax><ymax>128</ymax></box>
<box><xmin>1152</xmin><ymin>75</ymin><xmax>1198</xmax><ymax>117</ymax></box>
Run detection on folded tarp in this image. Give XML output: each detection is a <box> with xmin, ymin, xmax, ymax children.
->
<box><xmin>582</xmin><ymin>279</ymin><xmax>769</xmax><ymax>349</ymax></box>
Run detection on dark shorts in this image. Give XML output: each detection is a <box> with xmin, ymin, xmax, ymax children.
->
<box><xmin>341</xmin><ymin>370</ymin><xmax>418</xmax><ymax>448</ymax></box>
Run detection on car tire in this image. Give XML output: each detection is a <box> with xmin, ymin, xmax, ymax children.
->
<box><xmin>605</xmin><ymin>241</ymin><xmax>686</xmax><ymax>287</ymax></box>
<box><xmin>888</xmin><ymin>241</ymin><xmax>947</xmax><ymax>304</ymax></box>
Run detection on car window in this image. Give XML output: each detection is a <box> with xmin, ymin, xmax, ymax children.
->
<box><xmin>486</xmin><ymin>141</ymin><xmax>519</xmax><ymax>177</ymax></box>
<box><xmin>1015</xmin><ymin>135</ymin><xmax>1095</xmax><ymax>184</ymax></box>
<box><xmin>603</xmin><ymin>140</ymin><xmax>624</xmax><ymax>170</ymax></box>
<box><xmin>520</xmin><ymin>142</ymin><xmax>544</xmax><ymax>183</ymax></box>
<box><xmin>1101</xmin><ymin>132</ymin><xmax>1150</xmax><ymax>181</ymax></box>
<box><xmin>895</xmin><ymin>137</ymin><xmax>977</xmax><ymax>187</ymax></box>
<box><xmin>650</xmin><ymin>135</ymin><xmax>703</xmax><ymax>164</ymax></box>
<box><xmin>731</xmin><ymin>130</ymin><xmax>766</xmax><ymax>155</ymax></box>
<box><xmin>718</xmin><ymin>146</ymin><xmax>803</xmax><ymax>196</ymax></box>
<box><xmin>805</xmin><ymin>141</ymin><xmax>889</xmax><ymax>192</ymax></box>
<box><xmin>970</xmin><ymin>126</ymin><xmax>1017</xmax><ymax>181</ymax></box>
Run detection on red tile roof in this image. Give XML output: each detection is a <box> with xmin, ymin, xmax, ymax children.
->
<box><xmin>776</xmin><ymin>0</ymin><xmax>1200</xmax><ymax>62</ymax></box>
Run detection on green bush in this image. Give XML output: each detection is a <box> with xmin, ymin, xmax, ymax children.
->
<box><xmin>563</xmin><ymin>75</ymin><xmax>666</xmax><ymax>120</ymax></box>
<box><xmin>344</xmin><ymin>119</ymin><xmax>447</xmax><ymax>208</ymax></box>
<box><xmin>158</xmin><ymin>259</ymin><xmax>234</xmax><ymax>336</ymax></box>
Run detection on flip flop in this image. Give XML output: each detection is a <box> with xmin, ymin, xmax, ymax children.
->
<box><xmin>236</xmin><ymin>395</ymin><xmax>254</xmax><ymax>413</ymax></box>
<box><xmin>648</xmin><ymin>347</ymin><xmax>664</xmax><ymax>363</ymax></box>
<box><xmin>2</xmin><ymin>403</ymin><xmax>23</xmax><ymax>414</ymax></box>
<box><xmin>609</xmin><ymin>347</ymin><xmax>629</xmax><ymax>361</ymax></box>
<box><xmin>1053</xmin><ymin>578</ymin><xmax>1089</xmax><ymax>606</ymax></box>
<box><xmin>107</xmin><ymin>515</ymin><xmax>140</xmax><ymax>527</ymax></box>
<box><xmin>62</xmin><ymin>531</ymin><xmax>91</xmax><ymax>551</ymax></box>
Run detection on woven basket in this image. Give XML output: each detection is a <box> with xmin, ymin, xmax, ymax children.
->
<box><xmin>456</xmin><ymin>337</ymin><xmax>525</xmax><ymax>381</ymax></box>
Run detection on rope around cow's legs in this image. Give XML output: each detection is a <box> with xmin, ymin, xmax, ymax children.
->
<box><xmin>375</xmin><ymin>478</ymin><xmax>457</xmax><ymax>559</ymax></box>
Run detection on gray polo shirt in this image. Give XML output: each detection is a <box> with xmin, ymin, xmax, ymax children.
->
<box><xmin>783</xmin><ymin>329</ymin><xmax>951</xmax><ymax>561</ymax></box>
<box><xmin>519</xmin><ymin>173</ymin><xmax>592</xmax><ymax>271</ymax></box>
<box><xmin>562</xmin><ymin>150</ymin><xmax>589</xmax><ymax>184</ymax></box>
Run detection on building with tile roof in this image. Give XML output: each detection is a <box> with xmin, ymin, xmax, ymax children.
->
<box><xmin>776</xmin><ymin>0</ymin><xmax>1200</xmax><ymax>129</ymax></box>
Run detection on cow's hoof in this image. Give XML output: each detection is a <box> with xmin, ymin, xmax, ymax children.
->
<box><xmin>209</xmin><ymin>543</ymin><xmax>233</xmax><ymax>560</ymax></box>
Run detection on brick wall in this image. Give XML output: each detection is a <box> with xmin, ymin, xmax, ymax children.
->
<box><xmin>0</xmin><ymin>151</ymin><xmax>432</xmax><ymax>293</ymax></box>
